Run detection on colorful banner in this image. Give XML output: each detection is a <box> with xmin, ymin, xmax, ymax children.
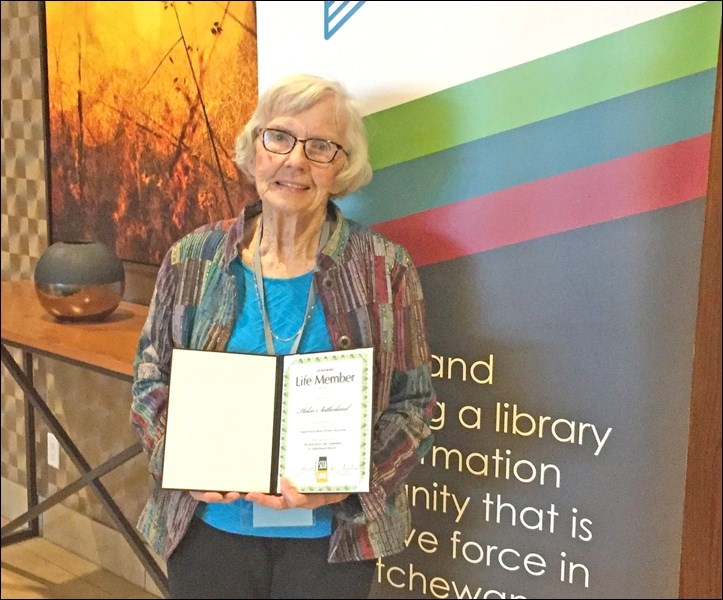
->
<box><xmin>257</xmin><ymin>2</ymin><xmax>720</xmax><ymax>597</ymax></box>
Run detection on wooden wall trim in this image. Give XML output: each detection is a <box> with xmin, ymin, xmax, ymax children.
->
<box><xmin>678</xmin><ymin>26</ymin><xmax>722</xmax><ymax>600</ymax></box>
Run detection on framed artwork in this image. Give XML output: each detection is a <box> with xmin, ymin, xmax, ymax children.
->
<box><xmin>40</xmin><ymin>1</ymin><xmax>258</xmax><ymax>265</ymax></box>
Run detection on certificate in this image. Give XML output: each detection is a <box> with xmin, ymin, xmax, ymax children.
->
<box><xmin>161</xmin><ymin>346</ymin><xmax>373</xmax><ymax>494</ymax></box>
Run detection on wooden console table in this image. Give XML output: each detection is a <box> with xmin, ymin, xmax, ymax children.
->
<box><xmin>0</xmin><ymin>279</ymin><xmax>168</xmax><ymax>597</ymax></box>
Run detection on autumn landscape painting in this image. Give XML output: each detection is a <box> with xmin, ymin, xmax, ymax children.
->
<box><xmin>42</xmin><ymin>1</ymin><xmax>258</xmax><ymax>265</ymax></box>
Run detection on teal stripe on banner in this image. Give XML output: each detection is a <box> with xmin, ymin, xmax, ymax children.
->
<box><xmin>372</xmin><ymin>135</ymin><xmax>711</xmax><ymax>267</ymax></box>
<box><xmin>343</xmin><ymin>70</ymin><xmax>717</xmax><ymax>226</ymax></box>
<box><xmin>364</xmin><ymin>1</ymin><xmax>721</xmax><ymax>171</ymax></box>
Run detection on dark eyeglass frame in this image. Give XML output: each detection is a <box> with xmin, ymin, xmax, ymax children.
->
<box><xmin>258</xmin><ymin>128</ymin><xmax>346</xmax><ymax>164</ymax></box>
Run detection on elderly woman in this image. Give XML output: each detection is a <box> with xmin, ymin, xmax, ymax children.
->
<box><xmin>131</xmin><ymin>73</ymin><xmax>436</xmax><ymax>599</ymax></box>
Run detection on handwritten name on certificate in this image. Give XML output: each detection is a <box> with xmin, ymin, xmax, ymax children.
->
<box><xmin>278</xmin><ymin>348</ymin><xmax>373</xmax><ymax>493</ymax></box>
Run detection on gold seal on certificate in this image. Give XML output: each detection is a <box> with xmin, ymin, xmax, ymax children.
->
<box><xmin>161</xmin><ymin>347</ymin><xmax>374</xmax><ymax>494</ymax></box>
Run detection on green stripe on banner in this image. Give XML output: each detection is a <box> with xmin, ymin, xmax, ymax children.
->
<box><xmin>365</xmin><ymin>1</ymin><xmax>721</xmax><ymax>171</ymax></box>
<box><xmin>344</xmin><ymin>70</ymin><xmax>716</xmax><ymax>226</ymax></box>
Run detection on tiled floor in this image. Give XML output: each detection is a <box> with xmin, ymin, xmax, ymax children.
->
<box><xmin>1</xmin><ymin>519</ymin><xmax>160</xmax><ymax>599</ymax></box>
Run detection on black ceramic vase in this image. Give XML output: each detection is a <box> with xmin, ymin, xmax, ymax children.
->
<box><xmin>34</xmin><ymin>241</ymin><xmax>126</xmax><ymax>322</ymax></box>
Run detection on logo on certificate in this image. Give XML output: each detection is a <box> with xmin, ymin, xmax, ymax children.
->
<box><xmin>316</xmin><ymin>456</ymin><xmax>328</xmax><ymax>483</ymax></box>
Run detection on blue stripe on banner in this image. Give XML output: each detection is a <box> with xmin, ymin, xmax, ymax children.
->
<box><xmin>324</xmin><ymin>1</ymin><xmax>366</xmax><ymax>40</ymax></box>
<box><xmin>341</xmin><ymin>69</ymin><xmax>716</xmax><ymax>226</ymax></box>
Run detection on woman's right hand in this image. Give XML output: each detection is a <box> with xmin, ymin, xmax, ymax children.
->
<box><xmin>189</xmin><ymin>491</ymin><xmax>243</xmax><ymax>503</ymax></box>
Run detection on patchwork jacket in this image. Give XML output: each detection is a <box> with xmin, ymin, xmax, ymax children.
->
<box><xmin>130</xmin><ymin>201</ymin><xmax>436</xmax><ymax>562</ymax></box>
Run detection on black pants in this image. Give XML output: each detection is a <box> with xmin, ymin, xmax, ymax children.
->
<box><xmin>167</xmin><ymin>517</ymin><xmax>376</xmax><ymax>599</ymax></box>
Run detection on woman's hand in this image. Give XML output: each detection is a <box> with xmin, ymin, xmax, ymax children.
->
<box><xmin>188</xmin><ymin>491</ymin><xmax>243</xmax><ymax>503</ymax></box>
<box><xmin>244</xmin><ymin>477</ymin><xmax>349</xmax><ymax>510</ymax></box>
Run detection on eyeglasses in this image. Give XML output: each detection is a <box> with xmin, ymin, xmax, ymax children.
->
<box><xmin>259</xmin><ymin>128</ymin><xmax>345</xmax><ymax>164</ymax></box>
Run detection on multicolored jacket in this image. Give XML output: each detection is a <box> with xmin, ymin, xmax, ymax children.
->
<box><xmin>130</xmin><ymin>201</ymin><xmax>436</xmax><ymax>562</ymax></box>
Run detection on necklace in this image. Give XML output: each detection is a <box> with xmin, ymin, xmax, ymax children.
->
<box><xmin>252</xmin><ymin>218</ymin><xmax>330</xmax><ymax>355</ymax></box>
<box><xmin>250</xmin><ymin>267</ymin><xmax>315</xmax><ymax>344</ymax></box>
<box><xmin>270</xmin><ymin>300</ymin><xmax>313</xmax><ymax>343</ymax></box>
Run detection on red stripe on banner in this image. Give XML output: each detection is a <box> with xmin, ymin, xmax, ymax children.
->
<box><xmin>373</xmin><ymin>134</ymin><xmax>712</xmax><ymax>267</ymax></box>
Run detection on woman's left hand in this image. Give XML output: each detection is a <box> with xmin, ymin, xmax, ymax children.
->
<box><xmin>244</xmin><ymin>477</ymin><xmax>349</xmax><ymax>510</ymax></box>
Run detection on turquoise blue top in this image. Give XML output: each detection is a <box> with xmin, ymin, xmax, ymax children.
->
<box><xmin>196</xmin><ymin>259</ymin><xmax>333</xmax><ymax>538</ymax></box>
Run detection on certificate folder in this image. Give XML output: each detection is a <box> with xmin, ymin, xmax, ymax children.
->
<box><xmin>162</xmin><ymin>346</ymin><xmax>373</xmax><ymax>494</ymax></box>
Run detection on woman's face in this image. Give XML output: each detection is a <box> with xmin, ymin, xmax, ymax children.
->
<box><xmin>253</xmin><ymin>95</ymin><xmax>346</xmax><ymax>217</ymax></box>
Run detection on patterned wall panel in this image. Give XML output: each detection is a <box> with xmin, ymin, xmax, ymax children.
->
<box><xmin>1</xmin><ymin>0</ymin><xmax>47</xmax><ymax>279</ymax></box>
<box><xmin>1</xmin><ymin>0</ymin><xmax>147</xmax><ymax>532</ymax></box>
